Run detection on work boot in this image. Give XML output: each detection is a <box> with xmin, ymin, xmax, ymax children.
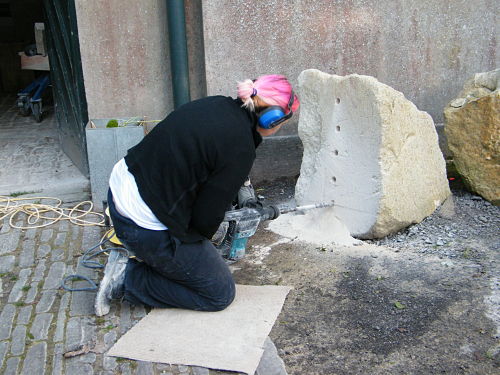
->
<box><xmin>94</xmin><ymin>250</ymin><xmax>128</xmax><ymax>316</ymax></box>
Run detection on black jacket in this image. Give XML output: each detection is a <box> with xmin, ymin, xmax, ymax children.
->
<box><xmin>125</xmin><ymin>96</ymin><xmax>262</xmax><ymax>242</ymax></box>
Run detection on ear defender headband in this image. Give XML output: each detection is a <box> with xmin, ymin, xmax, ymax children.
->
<box><xmin>257</xmin><ymin>90</ymin><xmax>295</xmax><ymax>129</ymax></box>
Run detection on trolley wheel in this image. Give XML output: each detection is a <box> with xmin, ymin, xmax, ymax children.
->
<box><xmin>17</xmin><ymin>97</ymin><xmax>30</xmax><ymax>116</ymax></box>
<box><xmin>32</xmin><ymin>102</ymin><xmax>42</xmax><ymax>123</ymax></box>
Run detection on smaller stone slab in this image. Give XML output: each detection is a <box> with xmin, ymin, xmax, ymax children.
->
<box><xmin>444</xmin><ymin>69</ymin><xmax>500</xmax><ymax>204</ymax></box>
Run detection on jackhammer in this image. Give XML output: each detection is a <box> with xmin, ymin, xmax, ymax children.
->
<box><xmin>214</xmin><ymin>179</ymin><xmax>332</xmax><ymax>262</ymax></box>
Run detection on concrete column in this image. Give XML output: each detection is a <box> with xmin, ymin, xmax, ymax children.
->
<box><xmin>75</xmin><ymin>0</ymin><xmax>172</xmax><ymax>121</ymax></box>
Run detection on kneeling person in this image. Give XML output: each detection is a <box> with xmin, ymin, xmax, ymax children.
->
<box><xmin>95</xmin><ymin>75</ymin><xmax>300</xmax><ymax>316</ymax></box>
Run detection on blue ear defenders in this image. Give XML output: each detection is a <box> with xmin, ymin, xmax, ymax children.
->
<box><xmin>257</xmin><ymin>90</ymin><xmax>295</xmax><ymax>129</ymax></box>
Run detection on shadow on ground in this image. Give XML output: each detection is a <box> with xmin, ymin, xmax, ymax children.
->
<box><xmin>233</xmin><ymin>178</ymin><xmax>499</xmax><ymax>375</ymax></box>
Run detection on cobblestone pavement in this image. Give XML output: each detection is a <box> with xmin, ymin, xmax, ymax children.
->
<box><xmin>0</xmin><ymin>217</ymin><xmax>272</xmax><ymax>375</ymax></box>
<box><xmin>0</xmin><ymin>96</ymin><xmax>285</xmax><ymax>375</ymax></box>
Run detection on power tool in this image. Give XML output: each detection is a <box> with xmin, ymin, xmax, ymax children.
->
<box><xmin>103</xmin><ymin>182</ymin><xmax>331</xmax><ymax>263</ymax></box>
<box><xmin>214</xmin><ymin>179</ymin><xmax>332</xmax><ymax>262</ymax></box>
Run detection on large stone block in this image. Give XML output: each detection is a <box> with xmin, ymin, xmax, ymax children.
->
<box><xmin>444</xmin><ymin>69</ymin><xmax>500</xmax><ymax>204</ymax></box>
<box><xmin>295</xmin><ymin>69</ymin><xmax>450</xmax><ymax>239</ymax></box>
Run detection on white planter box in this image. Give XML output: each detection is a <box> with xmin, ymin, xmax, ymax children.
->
<box><xmin>85</xmin><ymin>118</ymin><xmax>145</xmax><ymax>210</ymax></box>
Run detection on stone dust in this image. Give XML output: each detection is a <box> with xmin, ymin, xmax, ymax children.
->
<box><xmin>266</xmin><ymin>207</ymin><xmax>361</xmax><ymax>247</ymax></box>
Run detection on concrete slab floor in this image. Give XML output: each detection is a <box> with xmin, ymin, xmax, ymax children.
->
<box><xmin>0</xmin><ymin>95</ymin><xmax>89</xmax><ymax>202</ymax></box>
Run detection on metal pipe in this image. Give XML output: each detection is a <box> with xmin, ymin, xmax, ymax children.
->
<box><xmin>166</xmin><ymin>0</ymin><xmax>191</xmax><ymax>108</ymax></box>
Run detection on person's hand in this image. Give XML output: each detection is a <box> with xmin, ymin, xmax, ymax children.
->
<box><xmin>211</xmin><ymin>221</ymin><xmax>229</xmax><ymax>245</ymax></box>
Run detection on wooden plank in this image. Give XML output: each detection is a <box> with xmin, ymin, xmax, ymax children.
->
<box><xmin>35</xmin><ymin>23</ymin><xmax>47</xmax><ymax>56</ymax></box>
<box><xmin>18</xmin><ymin>52</ymin><xmax>50</xmax><ymax>71</ymax></box>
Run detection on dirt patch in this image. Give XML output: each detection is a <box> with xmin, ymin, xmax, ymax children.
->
<box><xmin>233</xmin><ymin>178</ymin><xmax>500</xmax><ymax>374</ymax></box>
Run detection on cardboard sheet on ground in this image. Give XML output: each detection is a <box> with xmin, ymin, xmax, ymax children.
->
<box><xmin>107</xmin><ymin>285</ymin><xmax>292</xmax><ymax>374</ymax></box>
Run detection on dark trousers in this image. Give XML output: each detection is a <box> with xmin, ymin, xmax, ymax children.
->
<box><xmin>107</xmin><ymin>190</ymin><xmax>235</xmax><ymax>311</ymax></box>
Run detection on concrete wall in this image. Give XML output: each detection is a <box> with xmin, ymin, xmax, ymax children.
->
<box><xmin>73</xmin><ymin>0</ymin><xmax>497</xmax><ymax>183</ymax></box>
<box><xmin>75</xmin><ymin>0</ymin><xmax>172</xmax><ymax>121</ymax></box>
<box><xmin>203</xmin><ymin>0</ymin><xmax>499</xmax><ymax>128</ymax></box>
<box><xmin>75</xmin><ymin>0</ymin><xmax>206</xmax><ymax>122</ymax></box>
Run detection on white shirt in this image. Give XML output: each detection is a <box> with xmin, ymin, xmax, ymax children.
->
<box><xmin>109</xmin><ymin>158</ymin><xmax>167</xmax><ymax>230</ymax></box>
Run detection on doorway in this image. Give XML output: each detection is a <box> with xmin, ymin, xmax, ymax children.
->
<box><xmin>0</xmin><ymin>0</ymin><xmax>89</xmax><ymax>202</ymax></box>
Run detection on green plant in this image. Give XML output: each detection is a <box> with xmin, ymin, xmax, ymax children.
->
<box><xmin>14</xmin><ymin>301</ymin><xmax>25</xmax><ymax>307</ymax></box>
<box><xmin>394</xmin><ymin>301</ymin><xmax>406</xmax><ymax>309</ymax></box>
<box><xmin>102</xmin><ymin>324</ymin><xmax>115</xmax><ymax>332</ymax></box>
<box><xmin>22</xmin><ymin>285</ymin><xmax>31</xmax><ymax>292</ymax></box>
<box><xmin>106</xmin><ymin>119</ymin><xmax>119</xmax><ymax>128</ymax></box>
<box><xmin>9</xmin><ymin>190</ymin><xmax>37</xmax><ymax>197</ymax></box>
<box><xmin>27</xmin><ymin>332</ymin><xmax>34</xmax><ymax>340</ymax></box>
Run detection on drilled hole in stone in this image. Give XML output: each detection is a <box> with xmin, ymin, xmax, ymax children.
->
<box><xmin>334</xmin><ymin>150</ymin><xmax>339</xmax><ymax>156</ymax></box>
<box><xmin>336</xmin><ymin>125</ymin><xmax>341</xmax><ymax>131</ymax></box>
<box><xmin>336</xmin><ymin>98</ymin><xmax>340</xmax><ymax>104</ymax></box>
<box><xmin>332</xmin><ymin>176</ymin><xmax>337</xmax><ymax>183</ymax></box>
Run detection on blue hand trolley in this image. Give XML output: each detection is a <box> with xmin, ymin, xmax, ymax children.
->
<box><xmin>16</xmin><ymin>74</ymin><xmax>50</xmax><ymax>122</ymax></box>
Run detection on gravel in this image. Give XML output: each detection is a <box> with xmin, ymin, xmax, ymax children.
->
<box><xmin>249</xmin><ymin>177</ymin><xmax>499</xmax><ymax>374</ymax></box>
<box><xmin>255</xmin><ymin>177</ymin><xmax>499</xmax><ymax>261</ymax></box>
<box><xmin>370</xmin><ymin>184</ymin><xmax>499</xmax><ymax>260</ymax></box>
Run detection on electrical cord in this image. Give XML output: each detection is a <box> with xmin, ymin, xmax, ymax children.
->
<box><xmin>61</xmin><ymin>229</ymin><xmax>131</xmax><ymax>292</ymax></box>
<box><xmin>0</xmin><ymin>195</ymin><xmax>122</xmax><ymax>292</ymax></box>
<box><xmin>0</xmin><ymin>196</ymin><xmax>105</xmax><ymax>229</ymax></box>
